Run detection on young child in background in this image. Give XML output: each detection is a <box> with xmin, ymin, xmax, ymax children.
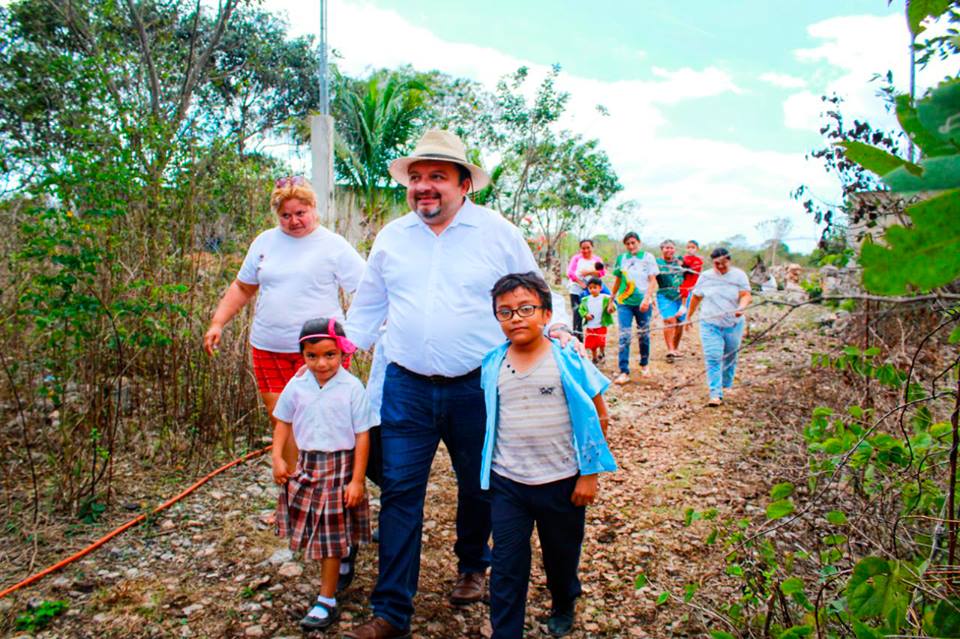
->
<box><xmin>480</xmin><ymin>272</ymin><xmax>617</xmax><ymax>639</ymax></box>
<box><xmin>272</xmin><ymin>317</ymin><xmax>376</xmax><ymax>631</ymax></box>
<box><xmin>679</xmin><ymin>240</ymin><xmax>704</xmax><ymax>307</ymax></box>
<box><xmin>578</xmin><ymin>277</ymin><xmax>613</xmax><ymax>364</ymax></box>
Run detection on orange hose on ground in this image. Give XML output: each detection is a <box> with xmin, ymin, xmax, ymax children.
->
<box><xmin>0</xmin><ymin>445</ymin><xmax>272</xmax><ymax>600</ymax></box>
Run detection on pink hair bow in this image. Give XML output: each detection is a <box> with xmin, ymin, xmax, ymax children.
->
<box><xmin>299</xmin><ymin>318</ymin><xmax>358</xmax><ymax>369</ymax></box>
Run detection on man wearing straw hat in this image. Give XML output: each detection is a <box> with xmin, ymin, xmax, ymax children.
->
<box><xmin>343</xmin><ymin>129</ymin><xmax>573</xmax><ymax>639</ymax></box>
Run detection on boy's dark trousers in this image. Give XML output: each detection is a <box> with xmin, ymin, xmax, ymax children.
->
<box><xmin>489</xmin><ymin>472</ymin><xmax>585</xmax><ymax>639</ymax></box>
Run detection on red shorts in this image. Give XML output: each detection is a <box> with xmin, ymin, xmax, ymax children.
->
<box><xmin>584</xmin><ymin>327</ymin><xmax>607</xmax><ymax>350</ymax></box>
<box><xmin>252</xmin><ymin>347</ymin><xmax>304</xmax><ymax>394</ymax></box>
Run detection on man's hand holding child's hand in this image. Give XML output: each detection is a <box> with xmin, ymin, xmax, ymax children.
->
<box><xmin>585</xmin><ymin>314</ymin><xmax>594</xmax><ymax>322</ymax></box>
<box><xmin>571</xmin><ymin>475</ymin><xmax>599</xmax><ymax>506</ymax></box>
<box><xmin>344</xmin><ymin>480</ymin><xmax>365</xmax><ymax>508</ymax></box>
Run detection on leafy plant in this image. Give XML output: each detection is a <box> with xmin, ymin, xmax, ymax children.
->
<box><xmin>15</xmin><ymin>600</ymin><xmax>68</xmax><ymax>632</ymax></box>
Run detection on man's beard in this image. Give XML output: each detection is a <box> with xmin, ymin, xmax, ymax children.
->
<box><xmin>415</xmin><ymin>201</ymin><xmax>442</xmax><ymax>220</ymax></box>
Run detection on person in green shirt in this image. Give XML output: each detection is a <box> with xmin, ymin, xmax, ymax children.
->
<box><xmin>607</xmin><ymin>231</ymin><xmax>659</xmax><ymax>384</ymax></box>
<box><xmin>578</xmin><ymin>277</ymin><xmax>614</xmax><ymax>364</ymax></box>
<box><xmin>655</xmin><ymin>240</ymin><xmax>687</xmax><ymax>361</ymax></box>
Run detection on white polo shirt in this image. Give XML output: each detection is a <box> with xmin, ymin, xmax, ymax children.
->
<box><xmin>272</xmin><ymin>367</ymin><xmax>377</xmax><ymax>452</ymax></box>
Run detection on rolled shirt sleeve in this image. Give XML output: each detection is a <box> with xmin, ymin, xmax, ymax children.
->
<box><xmin>344</xmin><ymin>245</ymin><xmax>390</xmax><ymax>351</ymax></box>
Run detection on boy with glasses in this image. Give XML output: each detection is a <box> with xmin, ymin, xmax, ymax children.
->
<box><xmin>480</xmin><ymin>272</ymin><xmax>616</xmax><ymax>638</ymax></box>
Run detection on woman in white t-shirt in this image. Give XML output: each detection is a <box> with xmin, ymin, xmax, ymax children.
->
<box><xmin>203</xmin><ymin>176</ymin><xmax>366</xmax><ymax>461</ymax></box>
<box><xmin>686</xmin><ymin>247</ymin><xmax>752</xmax><ymax>407</ymax></box>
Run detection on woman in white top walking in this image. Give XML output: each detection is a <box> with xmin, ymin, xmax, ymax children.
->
<box><xmin>203</xmin><ymin>176</ymin><xmax>366</xmax><ymax>466</ymax></box>
<box><xmin>685</xmin><ymin>247</ymin><xmax>752</xmax><ymax>407</ymax></box>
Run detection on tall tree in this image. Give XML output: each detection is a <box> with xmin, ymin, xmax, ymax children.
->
<box><xmin>0</xmin><ymin>0</ymin><xmax>318</xmax><ymax>186</ymax></box>
<box><xmin>330</xmin><ymin>68</ymin><xmax>429</xmax><ymax>235</ymax></box>
<box><xmin>483</xmin><ymin>66</ymin><xmax>622</xmax><ymax>277</ymax></box>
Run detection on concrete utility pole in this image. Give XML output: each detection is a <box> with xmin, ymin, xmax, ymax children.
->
<box><xmin>311</xmin><ymin>0</ymin><xmax>335</xmax><ymax>226</ymax></box>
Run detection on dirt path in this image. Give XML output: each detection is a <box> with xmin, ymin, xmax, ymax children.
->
<box><xmin>0</xmin><ymin>303</ymin><xmax>832</xmax><ymax>638</ymax></box>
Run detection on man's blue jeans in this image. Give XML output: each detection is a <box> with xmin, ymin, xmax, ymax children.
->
<box><xmin>371</xmin><ymin>364</ymin><xmax>491</xmax><ymax>631</ymax></box>
<box><xmin>699</xmin><ymin>319</ymin><xmax>745</xmax><ymax>399</ymax></box>
<box><xmin>617</xmin><ymin>303</ymin><xmax>651</xmax><ymax>374</ymax></box>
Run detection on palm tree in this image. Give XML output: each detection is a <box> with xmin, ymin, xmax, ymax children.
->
<box><xmin>332</xmin><ymin>70</ymin><xmax>429</xmax><ymax>237</ymax></box>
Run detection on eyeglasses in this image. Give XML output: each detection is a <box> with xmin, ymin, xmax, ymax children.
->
<box><xmin>275</xmin><ymin>176</ymin><xmax>307</xmax><ymax>188</ymax></box>
<box><xmin>494</xmin><ymin>304</ymin><xmax>543</xmax><ymax>322</ymax></box>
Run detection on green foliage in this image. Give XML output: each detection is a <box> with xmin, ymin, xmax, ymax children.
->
<box><xmin>908</xmin><ymin>0</ymin><xmax>956</xmax><ymax>36</ymax></box>
<box><xmin>15</xmin><ymin>600</ymin><xmax>68</xmax><ymax>632</ymax></box>
<box><xmin>770</xmin><ymin>482</ymin><xmax>795</xmax><ymax>500</ymax></box>
<box><xmin>77</xmin><ymin>496</ymin><xmax>106</xmax><ymax>524</ymax></box>
<box><xmin>0</xmin><ymin>0</ymin><xmax>318</xmax><ymax>178</ymax></box>
<box><xmin>846</xmin><ymin>557</ymin><xmax>912</xmax><ymax>633</ymax></box>
<box><xmin>331</xmin><ymin>68</ymin><xmax>431</xmax><ymax>232</ymax></box>
<box><xmin>826</xmin><ymin>510</ymin><xmax>848</xmax><ymax>525</ymax></box>
<box><xmin>766</xmin><ymin>499</ymin><xmax>795</xmax><ymax>520</ymax></box>
<box><xmin>925</xmin><ymin>598</ymin><xmax>960</xmax><ymax>636</ymax></box>
<box><xmin>839</xmin><ymin>75</ymin><xmax>960</xmax><ymax>294</ymax></box>
<box><xmin>860</xmin><ymin>189</ymin><xmax>960</xmax><ymax>294</ymax></box>
<box><xmin>836</xmin><ymin>141</ymin><xmax>921</xmax><ymax>177</ymax></box>
<box><xmin>700</xmin><ymin>315</ymin><xmax>959</xmax><ymax>637</ymax></box>
<box><xmin>482</xmin><ymin>65</ymin><xmax>622</xmax><ymax>276</ymax></box>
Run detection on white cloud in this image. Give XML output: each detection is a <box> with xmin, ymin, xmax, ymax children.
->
<box><xmin>785</xmin><ymin>14</ymin><xmax>907</xmax><ymax>134</ymax></box>
<box><xmin>759</xmin><ymin>72</ymin><xmax>807</xmax><ymax>89</ymax></box>
<box><xmin>784</xmin><ymin>13</ymin><xmax>960</xmax><ymax>135</ymax></box>
<box><xmin>267</xmin><ymin>0</ymin><xmax>838</xmax><ymax>250</ymax></box>
<box><xmin>649</xmin><ymin>66</ymin><xmax>743</xmax><ymax>103</ymax></box>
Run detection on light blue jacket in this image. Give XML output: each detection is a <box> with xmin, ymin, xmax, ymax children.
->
<box><xmin>479</xmin><ymin>341</ymin><xmax>617</xmax><ymax>490</ymax></box>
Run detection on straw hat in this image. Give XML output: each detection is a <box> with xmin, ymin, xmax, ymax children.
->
<box><xmin>388</xmin><ymin>129</ymin><xmax>491</xmax><ymax>190</ymax></box>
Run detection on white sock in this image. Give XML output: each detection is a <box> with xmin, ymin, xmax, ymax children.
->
<box><xmin>308</xmin><ymin>595</ymin><xmax>337</xmax><ymax>619</ymax></box>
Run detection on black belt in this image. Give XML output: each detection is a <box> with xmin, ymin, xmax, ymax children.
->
<box><xmin>393</xmin><ymin>363</ymin><xmax>480</xmax><ymax>385</ymax></box>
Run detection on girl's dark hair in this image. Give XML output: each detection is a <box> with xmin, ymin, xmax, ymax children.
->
<box><xmin>623</xmin><ymin>231</ymin><xmax>640</xmax><ymax>243</ymax></box>
<box><xmin>579</xmin><ymin>238</ymin><xmax>593</xmax><ymax>247</ymax></box>
<box><xmin>710</xmin><ymin>247</ymin><xmax>731</xmax><ymax>260</ymax></box>
<box><xmin>490</xmin><ymin>272</ymin><xmax>552</xmax><ymax>313</ymax></box>
<box><xmin>298</xmin><ymin>317</ymin><xmax>346</xmax><ymax>352</ymax></box>
<box><xmin>688</xmin><ymin>239</ymin><xmax>700</xmax><ymax>248</ymax></box>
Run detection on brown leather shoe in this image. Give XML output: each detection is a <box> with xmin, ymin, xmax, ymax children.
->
<box><xmin>342</xmin><ymin>617</ymin><xmax>411</xmax><ymax>639</ymax></box>
<box><xmin>449</xmin><ymin>571</ymin><xmax>485</xmax><ymax>605</ymax></box>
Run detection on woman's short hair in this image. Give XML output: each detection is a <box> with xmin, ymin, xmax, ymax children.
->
<box><xmin>579</xmin><ymin>238</ymin><xmax>594</xmax><ymax>248</ymax></box>
<box><xmin>623</xmin><ymin>231</ymin><xmax>640</xmax><ymax>243</ymax></box>
<box><xmin>270</xmin><ymin>176</ymin><xmax>318</xmax><ymax>214</ymax></box>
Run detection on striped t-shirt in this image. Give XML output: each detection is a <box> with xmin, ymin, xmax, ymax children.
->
<box><xmin>491</xmin><ymin>353</ymin><xmax>579</xmax><ymax>485</ymax></box>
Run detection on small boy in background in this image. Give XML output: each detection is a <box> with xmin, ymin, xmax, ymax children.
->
<box><xmin>680</xmin><ymin>240</ymin><xmax>703</xmax><ymax>306</ymax></box>
<box><xmin>480</xmin><ymin>272</ymin><xmax>617</xmax><ymax>638</ymax></box>
<box><xmin>578</xmin><ymin>277</ymin><xmax>613</xmax><ymax>364</ymax></box>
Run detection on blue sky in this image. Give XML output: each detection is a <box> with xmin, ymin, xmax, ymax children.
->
<box><xmin>267</xmin><ymin>0</ymin><xmax>954</xmax><ymax>251</ymax></box>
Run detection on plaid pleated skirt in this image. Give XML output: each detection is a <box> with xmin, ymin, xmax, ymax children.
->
<box><xmin>275</xmin><ymin>449</ymin><xmax>371</xmax><ymax>560</ymax></box>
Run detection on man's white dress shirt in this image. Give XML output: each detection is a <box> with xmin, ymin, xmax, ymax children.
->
<box><xmin>346</xmin><ymin>199</ymin><xmax>568</xmax><ymax>377</ymax></box>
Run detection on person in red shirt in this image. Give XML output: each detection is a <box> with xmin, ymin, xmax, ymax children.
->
<box><xmin>679</xmin><ymin>240</ymin><xmax>703</xmax><ymax>305</ymax></box>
